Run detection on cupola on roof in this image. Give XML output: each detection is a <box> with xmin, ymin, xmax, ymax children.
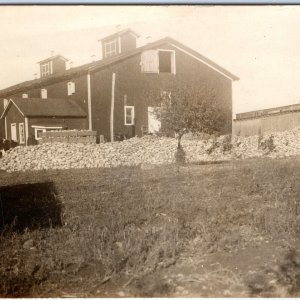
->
<box><xmin>100</xmin><ymin>28</ymin><xmax>140</xmax><ymax>59</ymax></box>
<box><xmin>38</xmin><ymin>54</ymin><xmax>69</xmax><ymax>78</ymax></box>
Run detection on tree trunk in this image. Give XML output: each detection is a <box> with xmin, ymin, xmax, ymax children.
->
<box><xmin>177</xmin><ymin>134</ymin><xmax>183</xmax><ymax>149</ymax></box>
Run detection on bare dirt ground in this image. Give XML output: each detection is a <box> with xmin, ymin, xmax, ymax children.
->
<box><xmin>0</xmin><ymin>158</ymin><xmax>299</xmax><ymax>297</ymax></box>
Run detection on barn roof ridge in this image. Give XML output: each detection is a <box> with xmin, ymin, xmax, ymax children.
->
<box><xmin>0</xmin><ymin>36</ymin><xmax>239</xmax><ymax>98</ymax></box>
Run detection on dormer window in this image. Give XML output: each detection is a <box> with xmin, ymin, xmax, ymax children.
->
<box><xmin>41</xmin><ymin>88</ymin><xmax>47</xmax><ymax>99</ymax></box>
<box><xmin>104</xmin><ymin>40</ymin><xmax>117</xmax><ymax>58</ymax></box>
<box><xmin>41</xmin><ymin>62</ymin><xmax>52</xmax><ymax>77</ymax></box>
<box><xmin>67</xmin><ymin>82</ymin><xmax>75</xmax><ymax>96</ymax></box>
<box><xmin>38</xmin><ymin>55</ymin><xmax>68</xmax><ymax>78</ymax></box>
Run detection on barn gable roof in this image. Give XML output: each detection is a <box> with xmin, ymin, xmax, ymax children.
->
<box><xmin>0</xmin><ymin>37</ymin><xmax>239</xmax><ymax>98</ymax></box>
<box><xmin>1</xmin><ymin>98</ymin><xmax>87</xmax><ymax>119</ymax></box>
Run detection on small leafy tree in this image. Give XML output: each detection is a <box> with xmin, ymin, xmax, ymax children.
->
<box><xmin>152</xmin><ymin>85</ymin><xmax>226</xmax><ymax>149</ymax></box>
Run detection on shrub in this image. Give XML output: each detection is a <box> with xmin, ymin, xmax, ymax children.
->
<box><xmin>258</xmin><ymin>134</ymin><xmax>276</xmax><ymax>154</ymax></box>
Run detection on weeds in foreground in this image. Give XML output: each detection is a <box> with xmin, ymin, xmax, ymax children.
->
<box><xmin>0</xmin><ymin>158</ymin><xmax>300</xmax><ymax>296</ymax></box>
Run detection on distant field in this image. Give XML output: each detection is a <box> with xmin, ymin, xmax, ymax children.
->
<box><xmin>0</xmin><ymin>158</ymin><xmax>299</xmax><ymax>297</ymax></box>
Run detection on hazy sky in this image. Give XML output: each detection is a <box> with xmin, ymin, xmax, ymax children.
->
<box><xmin>0</xmin><ymin>5</ymin><xmax>300</xmax><ymax>116</ymax></box>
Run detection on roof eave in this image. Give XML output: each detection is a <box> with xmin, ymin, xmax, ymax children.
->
<box><xmin>37</xmin><ymin>55</ymin><xmax>69</xmax><ymax>64</ymax></box>
<box><xmin>25</xmin><ymin>115</ymin><xmax>87</xmax><ymax>118</ymax></box>
<box><xmin>98</xmin><ymin>29</ymin><xmax>140</xmax><ymax>42</ymax></box>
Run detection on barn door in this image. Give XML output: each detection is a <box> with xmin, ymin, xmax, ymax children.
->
<box><xmin>11</xmin><ymin>123</ymin><xmax>17</xmax><ymax>141</ymax></box>
<box><xmin>148</xmin><ymin>107</ymin><xmax>161</xmax><ymax>133</ymax></box>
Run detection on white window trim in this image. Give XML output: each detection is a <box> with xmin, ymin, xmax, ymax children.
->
<box><xmin>34</xmin><ymin>128</ymin><xmax>46</xmax><ymax>140</ymax></box>
<box><xmin>19</xmin><ymin>123</ymin><xmax>25</xmax><ymax>144</ymax></box>
<box><xmin>3</xmin><ymin>98</ymin><xmax>8</xmax><ymax>109</ymax></box>
<box><xmin>104</xmin><ymin>40</ymin><xmax>117</xmax><ymax>58</ymax></box>
<box><xmin>124</xmin><ymin>106</ymin><xmax>135</xmax><ymax>126</ymax></box>
<box><xmin>5</xmin><ymin>117</ymin><xmax>7</xmax><ymax>139</ymax></box>
<box><xmin>67</xmin><ymin>81</ymin><xmax>75</xmax><ymax>96</ymax></box>
<box><xmin>22</xmin><ymin>93</ymin><xmax>28</xmax><ymax>99</ymax></box>
<box><xmin>32</xmin><ymin>125</ymin><xmax>63</xmax><ymax>129</ymax></box>
<box><xmin>170</xmin><ymin>43</ymin><xmax>235</xmax><ymax>81</ymax></box>
<box><xmin>25</xmin><ymin>118</ymin><xmax>29</xmax><ymax>146</ymax></box>
<box><xmin>158</xmin><ymin>49</ymin><xmax>176</xmax><ymax>75</ymax></box>
<box><xmin>118</xmin><ymin>36</ymin><xmax>121</xmax><ymax>54</ymax></box>
<box><xmin>41</xmin><ymin>62</ymin><xmax>50</xmax><ymax>77</ymax></box>
<box><xmin>32</xmin><ymin>126</ymin><xmax>63</xmax><ymax>140</ymax></box>
<box><xmin>50</xmin><ymin>61</ymin><xmax>53</xmax><ymax>74</ymax></box>
<box><xmin>11</xmin><ymin>123</ymin><xmax>17</xmax><ymax>141</ymax></box>
<box><xmin>41</xmin><ymin>88</ymin><xmax>47</xmax><ymax>99</ymax></box>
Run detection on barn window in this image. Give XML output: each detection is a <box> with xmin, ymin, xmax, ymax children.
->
<box><xmin>11</xmin><ymin>123</ymin><xmax>17</xmax><ymax>141</ymax></box>
<box><xmin>158</xmin><ymin>50</ymin><xmax>176</xmax><ymax>74</ymax></box>
<box><xmin>41</xmin><ymin>62</ymin><xmax>50</xmax><ymax>77</ymax></box>
<box><xmin>19</xmin><ymin>123</ymin><xmax>25</xmax><ymax>144</ymax></box>
<box><xmin>104</xmin><ymin>40</ymin><xmax>117</xmax><ymax>58</ymax></box>
<box><xmin>140</xmin><ymin>50</ymin><xmax>159</xmax><ymax>73</ymax></box>
<box><xmin>67</xmin><ymin>82</ymin><xmax>76</xmax><ymax>96</ymax></box>
<box><xmin>22</xmin><ymin>93</ymin><xmax>28</xmax><ymax>99</ymax></box>
<box><xmin>140</xmin><ymin>49</ymin><xmax>176</xmax><ymax>74</ymax></box>
<box><xmin>41</xmin><ymin>88</ymin><xmax>47</xmax><ymax>99</ymax></box>
<box><xmin>124</xmin><ymin>106</ymin><xmax>135</xmax><ymax>125</ymax></box>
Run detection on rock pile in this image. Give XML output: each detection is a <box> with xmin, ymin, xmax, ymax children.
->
<box><xmin>2</xmin><ymin>128</ymin><xmax>300</xmax><ymax>172</ymax></box>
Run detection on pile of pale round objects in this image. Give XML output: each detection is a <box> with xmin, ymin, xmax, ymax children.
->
<box><xmin>2</xmin><ymin>128</ymin><xmax>300</xmax><ymax>172</ymax></box>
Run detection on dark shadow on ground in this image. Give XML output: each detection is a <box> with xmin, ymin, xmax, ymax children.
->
<box><xmin>247</xmin><ymin>248</ymin><xmax>300</xmax><ymax>297</ymax></box>
<box><xmin>0</xmin><ymin>182</ymin><xmax>62</xmax><ymax>232</ymax></box>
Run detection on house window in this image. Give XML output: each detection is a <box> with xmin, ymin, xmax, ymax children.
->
<box><xmin>19</xmin><ymin>123</ymin><xmax>25</xmax><ymax>144</ymax></box>
<box><xmin>140</xmin><ymin>49</ymin><xmax>176</xmax><ymax>74</ymax></box>
<box><xmin>35</xmin><ymin>128</ymin><xmax>46</xmax><ymax>140</ymax></box>
<box><xmin>104</xmin><ymin>40</ymin><xmax>117</xmax><ymax>58</ymax></box>
<box><xmin>22</xmin><ymin>93</ymin><xmax>28</xmax><ymax>99</ymax></box>
<box><xmin>124</xmin><ymin>106</ymin><xmax>135</xmax><ymax>125</ymax></box>
<box><xmin>41</xmin><ymin>62</ymin><xmax>50</xmax><ymax>77</ymax></box>
<box><xmin>41</xmin><ymin>88</ymin><xmax>47</xmax><ymax>99</ymax></box>
<box><xmin>11</xmin><ymin>123</ymin><xmax>17</xmax><ymax>141</ymax></box>
<box><xmin>67</xmin><ymin>82</ymin><xmax>75</xmax><ymax>96</ymax></box>
<box><xmin>32</xmin><ymin>126</ymin><xmax>63</xmax><ymax>140</ymax></box>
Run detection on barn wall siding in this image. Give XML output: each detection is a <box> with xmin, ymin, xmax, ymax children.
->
<box><xmin>120</xmin><ymin>34</ymin><xmax>136</xmax><ymax>53</ymax></box>
<box><xmin>0</xmin><ymin>119</ymin><xmax>5</xmax><ymax>139</ymax></box>
<box><xmin>0</xmin><ymin>42</ymin><xmax>233</xmax><ymax>142</ymax></box>
<box><xmin>233</xmin><ymin>112</ymin><xmax>300</xmax><ymax>137</ymax></box>
<box><xmin>91</xmin><ymin>43</ymin><xmax>232</xmax><ymax>141</ymax></box>
<box><xmin>2</xmin><ymin>75</ymin><xmax>89</xmax><ymax>115</ymax></box>
<box><xmin>0</xmin><ymin>100</ymin><xmax>5</xmax><ymax>138</ymax></box>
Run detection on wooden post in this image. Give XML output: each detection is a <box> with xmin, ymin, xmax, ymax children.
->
<box><xmin>87</xmin><ymin>72</ymin><xmax>92</xmax><ymax>130</ymax></box>
<box><xmin>24</xmin><ymin>117</ymin><xmax>29</xmax><ymax>146</ymax></box>
<box><xmin>110</xmin><ymin>73</ymin><xmax>116</xmax><ymax>142</ymax></box>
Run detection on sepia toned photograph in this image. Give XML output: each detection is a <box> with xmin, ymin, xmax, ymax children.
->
<box><xmin>0</xmin><ymin>5</ymin><xmax>300</xmax><ymax>297</ymax></box>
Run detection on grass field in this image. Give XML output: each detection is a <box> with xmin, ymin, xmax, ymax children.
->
<box><xmin>0</xmin><ymin>157</ymin><xmax>300</xmax><ymax>297</ymax></box>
